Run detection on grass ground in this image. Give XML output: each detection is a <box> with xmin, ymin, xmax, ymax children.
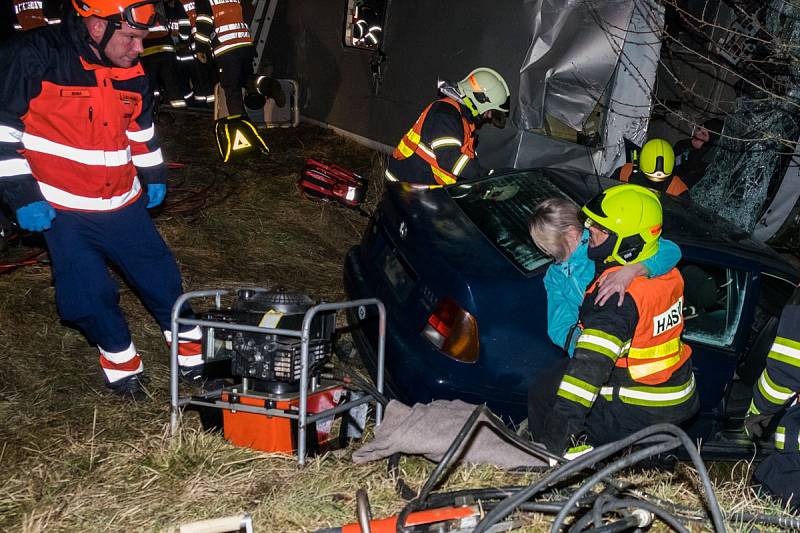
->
<box><xmin>0</xmin><ymin>114</ymin><xmax>796</xmax><ymax>531</ymax></box>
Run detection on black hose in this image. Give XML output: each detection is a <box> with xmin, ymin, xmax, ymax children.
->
<box><xmin>387</xmin><ymin>454</ymin><xmax>417</xmax><ymax>501</ymax></box>
<box><xmin>395</xmin><ymin>405</ymin><xmax>485</xmax><ymax>532</ymax></box>
<box><xmin>480</xmin><ymin>405</ymin><xmax>566</xmax><ymax>466</ymax></box>
<box><xmin>474</xmin><ymin>424</ymin><xmax>725</xmax><ymax>533</ymax></box>
<box><xmin>729</xmin><ymin>511</ymin><xmax>800</xmax><ymax>530</ymax></box>
<box><xmin>473</xmin><ymin>434</ymin><xmax>651</xmax><ymax>532</ymax></box>
<box><xmin>581</xmin><ymin>516</ymin><xmax>640</xmax><ymax>533</ymax></box>
<box><xmin>602</xmin><ymin>498</ymin><xmax>690</xmax><ymax>533</ymax></box>
<box><xmin>655</xmin><ymin>425</ymin><xmax>726</xmax><ymax>532</ymax></box>
<box><xmin>551</xmin><ymin>425</ymin><xmax>725</xmax><ymax>533</ymax></box>
<box><xmin>551</xmin><ymin>438</ymin><xmax>681</xmax><ymax>532</ymax></box>
<box><xmin>417</xmin><ymin>405</ymin><xmax>484</xmax><ymax>503</ymax></box>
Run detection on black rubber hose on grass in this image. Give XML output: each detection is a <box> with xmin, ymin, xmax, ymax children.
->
<box><xmin>550</xmin><ymin>438</ymin><xmax>683</xmax><ymax>532</ymax></box>
<box><xmin>579</xmin><ymin>515</ymin><xmax>640</xmax><ymax>533</ymax></box>
<box><xmin>728</xmin><ymin>511</ymin><xmax>800</xmax><ymax>530</ymax></box>
<box><xmin>592</xmin><ymin>498</ymin><xmax>691</xmax><ymax>533</ymax></box>
<box><xmin>472</xmin><ymin>424</ymin><xmax>725</xmax><ymax>533</ymax></box>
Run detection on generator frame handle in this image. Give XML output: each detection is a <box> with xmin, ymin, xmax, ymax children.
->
<box><xmin>169</xmin><ymin>289</ymin><xmax>387</xmax><ymax>465</ymax></box>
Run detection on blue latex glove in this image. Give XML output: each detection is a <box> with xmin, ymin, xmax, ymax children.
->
<box><xmin>146</xmin><ymin>183</ymin><xmax>166</xmax><ymax>208</ymax></box>
<box><xmin>16</xmin><ymin>201</ymin><xmax>56</xmax><ymax>232</ymax></box>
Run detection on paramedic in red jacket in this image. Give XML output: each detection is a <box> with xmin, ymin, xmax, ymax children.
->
<box><xmin>0</xmin><ymin>0</ymin><xmax>204</xmax><ymax>400</ymax></box>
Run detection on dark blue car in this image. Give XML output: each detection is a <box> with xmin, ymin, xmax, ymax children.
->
<box><xmin>343</xmin><ymin>169</ymin><xmax>799</xmax><ymax>458</ymax></box>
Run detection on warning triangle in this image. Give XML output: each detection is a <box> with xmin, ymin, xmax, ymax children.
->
<box><xmin>232</xmin><ymin>129</ymin><xmax>252</xmax><ymax>151</ymax></box>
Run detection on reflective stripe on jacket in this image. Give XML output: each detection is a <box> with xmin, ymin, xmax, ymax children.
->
<box><xmin>542</xmin><ymin>265</ymin><xmax>697</xmax><ymax>452</ymax></box>
<box><xmin>749</xmin><ymin>304</ymin><xmax>800</xmax><ymax>422</ymax></box>
<box><xmin>0</xmin><ymin>14</ymin><xmax>166</xmax><ymax>212</ymax></box>
<box><xmin>14</xmin><ymin>0</ymin><xmax>46</xmax><ymax>30</ymax></box>
<box><xmin>390</xmin><ymin>97</ymin><xmax>475</xmax><ymax>186</ymax></box>
<box><xmin>207</xmin><ymin>0</ymin><xmax>253</xmax><ymax>57</ymax></box>
<box><xmin>588</xmin><ymin>266</ymin><xmax>691</xmax><ymax>385</ymax></box>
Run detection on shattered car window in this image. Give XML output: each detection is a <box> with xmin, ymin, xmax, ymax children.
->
<box><xmin>448</xmin><ymin>171</ymin><xmax>566</xmax><ymax>274</ymax></box>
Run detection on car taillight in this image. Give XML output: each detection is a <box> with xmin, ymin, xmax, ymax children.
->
<box><xmin>422</xmin><ymin>298</ymin><xmax>479</xmax><ymax>363</ymax></box>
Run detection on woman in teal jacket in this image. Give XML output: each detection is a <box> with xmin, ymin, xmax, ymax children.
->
<box><xmin>529</xmin><ymin>197</ymin><xmax>682</xmax><ymax>356</ymax></box>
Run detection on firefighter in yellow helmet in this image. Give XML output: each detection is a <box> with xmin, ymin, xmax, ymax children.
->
<box><xmin>529</xmin><ymin>184</ymin><xmax>698</xmax><ymax>454</ymax></box>
<box><xmin>384</xmin><ymin>67</ymin><xmax>510</xmax><ymax>188</ymax></box>
<box><xmin>611</xmin><ymin>139</ymin><xmax>690</xmax><ymax>199</ymax></box>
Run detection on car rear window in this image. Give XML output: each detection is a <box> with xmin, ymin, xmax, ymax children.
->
<box><xmin>448</xmin><ymin>170</ymin><xmax>566</xmax><ymax>274</ymax></box>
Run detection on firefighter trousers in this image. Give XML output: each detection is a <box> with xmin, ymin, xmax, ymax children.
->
<box><xmin>753</xmin><ymin>404</ymin><xmax>800</xmax><ymax>510</ymax></box>
<box><xmin>527</xmin><ymin>358</ymin><xmax>699</xmax><ymax>447</ymax></box>
<box><xmin>216</xmin><ymin>45</ymin><xmax>255</xmax><ymax>116</ymax></box>
<box><xmin>142</xmin><ymin>52</ymin><xmax>191</xmax><ymax>108</ymax></box>
<box><xmin>43</xmin><ymin>196</ymin><xmax>187</xmax><ymax>357</ymax></box>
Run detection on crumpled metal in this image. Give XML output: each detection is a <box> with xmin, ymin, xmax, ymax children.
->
<box><xmin>519</xmin><ymin>0</ymin><xmax>636</xmax><ymax>131</ymax></box>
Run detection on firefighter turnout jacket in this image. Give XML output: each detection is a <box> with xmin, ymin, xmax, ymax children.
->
<box><xmin>540</xmin><ymin>266</ymin><xmax>699</xmax><ymax>453</ymax></box>
<box><xmin>193</xmin><ymin>0</ymin><xmax>253</xmax><ymax>59</ymax></box>
<box><xmin>747</xmin><ymin>300</ymin><xmax>800</xmax><ymax>508</ymax></box>
<box><xmin>13</xmin><ymin>0</ymin><xmax>62</xmax><ymax>31</ymax></box>
<box><xmin>142</xmin><ymin>19</ymin><xmax>175</xmax><ymax>58</ymax></box>
<box><xmin>385</xmin><ymin>97</ymin><xmax>484</xmax><ymax>187</ymax></box>
<box><xmin>749</xmin><ymin>303</ymin><xmax>800</xmax><ymax>451</ymax></box>
<box><xmin>615</xmin><ymin>163</ymin><xmax>689</xmax><ymax>198</ymax></box>
<box><xmin>0</xmin><ymin>12</ymin><xmax>166</xmax><ymax>213</ymax></box>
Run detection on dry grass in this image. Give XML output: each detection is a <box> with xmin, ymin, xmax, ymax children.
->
<box><xmin>0</xmin><ymin>114</ymin><xmax>796</xmax><ymax>532</ymax></box>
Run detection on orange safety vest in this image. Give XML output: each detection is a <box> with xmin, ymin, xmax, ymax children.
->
<box><xmin>589</xmin><ymin>267</ymin><xmax>692</xmax><ymax>385</ymax></box>
<box><xmin>618</xmin><ymin>163</ymin><xmax>689</xmax><ymax>197</ymax></box>
<box><xmin>392</xmin><ymin>97</ymin><xmax>476</xmax><ymax>186</ymax></box>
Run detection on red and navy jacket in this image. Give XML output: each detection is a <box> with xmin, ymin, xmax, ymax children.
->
<box><xmin>0</xmin><ymin>12</ymin><xmax>166</xmax><ymax>212</ymax></box>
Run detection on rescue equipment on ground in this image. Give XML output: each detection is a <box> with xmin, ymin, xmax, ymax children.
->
<box><xmin>202</xmin><ymin>287</ymin><xmax>335</xmax><ymax>394</ymax></box>
<box><xmin>168</xmin><ymin>288</ymin><xmax>386</xmax><ymax>463</ymax></box>
<box><xmin>214</xmin><ymin>114</ymin><xmax>269</xmax><ymax>162</ymax></box>
<box><xmin>298</xmin><ymin>159</ymin><xmax>368</xmax><ymax>209</ymax></box>
<box><xmin>318</xmin><ymin>405</ymin><xmax>748</xmax><ymax>533</ymax></box>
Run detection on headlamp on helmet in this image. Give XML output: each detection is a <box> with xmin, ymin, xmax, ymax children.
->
<box><xmin>638</xmin><ymin>138</ymin><xmax>675</xmax><ymax>183</ymax></box>
<box><xmin>581</xmin><ymin>184</ymin><xmax>663</xmax><ymax>265</ymax></box>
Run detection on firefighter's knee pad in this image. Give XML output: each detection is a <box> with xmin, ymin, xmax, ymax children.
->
<box><xmin>214</xmin><ymin>115</ymin><xmax>269</xmax><ymax>163</ymax></box>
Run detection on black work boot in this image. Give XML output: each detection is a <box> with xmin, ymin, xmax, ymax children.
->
<box><xmin>264</xmin><ymin>77</ymin><xmax>286</xmax><ymax>107</ymax></box>
<box><xmin>107</xmin><ymin>373</ymin><xmax>149</xmax><ymax>402</ymax></box>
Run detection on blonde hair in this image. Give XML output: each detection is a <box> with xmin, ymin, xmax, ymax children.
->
<box><xmin>528</xmin><ymin>198</ymin><xmax>582</xmax><ymax>262</ymax></box>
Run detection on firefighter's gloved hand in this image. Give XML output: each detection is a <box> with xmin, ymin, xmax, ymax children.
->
<box><xmin>744</xmin><ymin>413</ymin><xmax>773</xmax><ymax>440</ymax></box>
<box><xmin>146</xmin><ymin>184</ymin><xmax>166</xmax><ymax>208</ymax></box>
<box><xmin>16</xmin><ymin>201</ymin><xmax>55</xmax><ymax>232</ymax></box>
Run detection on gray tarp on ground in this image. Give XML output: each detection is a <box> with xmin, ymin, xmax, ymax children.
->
<box><xmin>352</xmin><ymin>400</ymin><xmax>548</xmax><ymax>469</ymax></box>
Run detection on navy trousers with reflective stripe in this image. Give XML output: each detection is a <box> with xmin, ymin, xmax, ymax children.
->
<box><xmin>754</xmin><ymin>404</ymin><xmax>800</xmax><ymax>510</ymax></box>
<box><xmin>43</xmin><ymin>196</ymin><xmax>184</xmax><ymax>353</ymax></box>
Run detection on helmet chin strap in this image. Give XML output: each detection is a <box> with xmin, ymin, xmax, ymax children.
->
<box><xmin>94</xmin><ymin>20</ymin><xmax>119</xmax><ymax>64</ymax></box>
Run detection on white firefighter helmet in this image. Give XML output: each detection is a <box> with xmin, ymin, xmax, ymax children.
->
<box><xmin>456</xmin><ymin>67</ymin><xmax>510</xmax><ymax>117</ymax></box>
